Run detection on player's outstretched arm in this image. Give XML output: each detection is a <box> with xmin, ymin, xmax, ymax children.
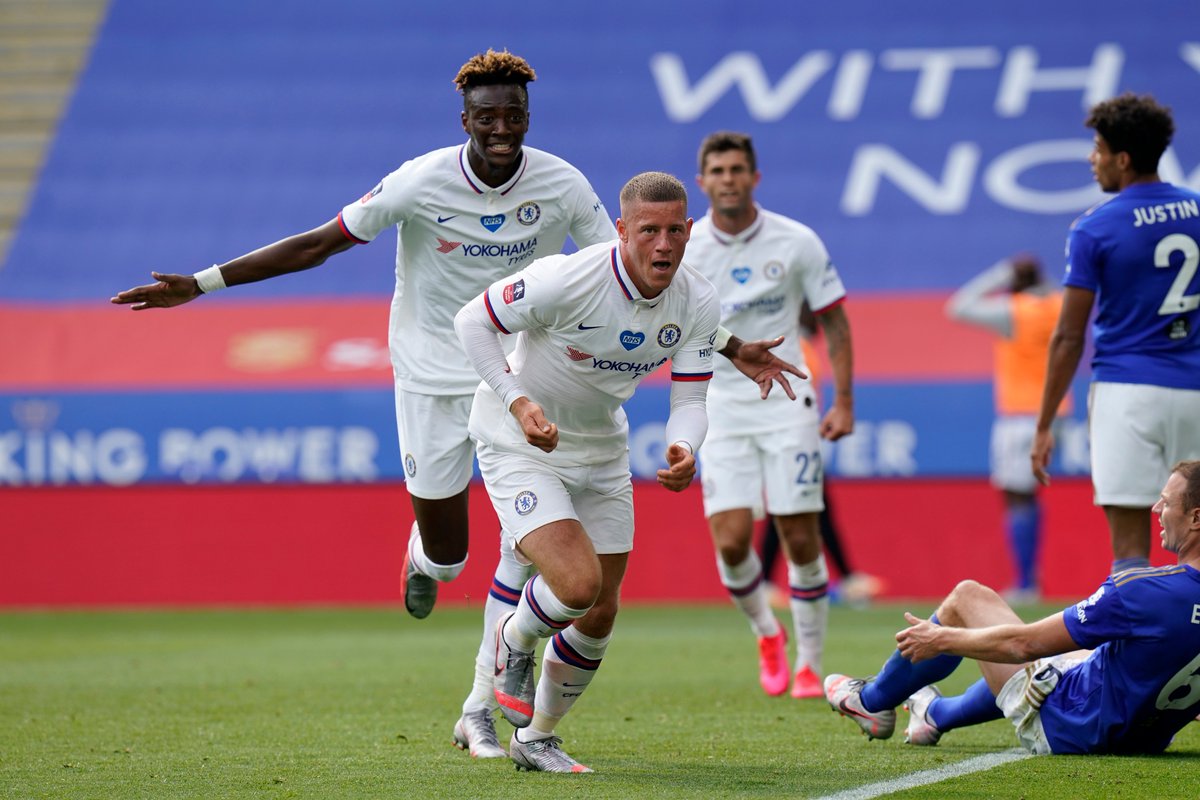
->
<box><xmin>720</xmin><ymin>333</ymin><xmax>807</xmax><ymax>401</ymax></box>
<box><xmin>896</xmin><ymin>610</ymin><xmax>1076</xmax><ymax>665</ymax></box>
<box><xmin>110</xmin><ymin>219</ymin><xmax>356</xmax><ymax>310</ymax></box>
<box><xmin>109</xmin><ymin>270</ymin><xmax>205</xmax><ymax>310</ymax></box>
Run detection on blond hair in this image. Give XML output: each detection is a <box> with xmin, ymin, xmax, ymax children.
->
<box><xmin>453</xmin><ymin>49</ymin><xmax>536</xmax><ymax>95</ymax></box>
<box><xmin>619</xmin><ymin>172</ymin><xmax>688</xmax><ymax>216</ymax></box>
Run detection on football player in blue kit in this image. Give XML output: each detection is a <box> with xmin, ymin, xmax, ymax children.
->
<box><xmin>1032</xmin><ymin>93</ymin><xmax>1200</xmax><ymax>576</ymax></box>
<box><xmin>826</xmin><ymin>460</ymin><xmax>1200</xmax><ymax>755</ymax></box>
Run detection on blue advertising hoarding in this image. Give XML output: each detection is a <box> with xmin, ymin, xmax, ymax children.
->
<box><xmin>1</xmin><ymin>0</ymin><xmax>1192</xmax><ymax>485</ymax></box>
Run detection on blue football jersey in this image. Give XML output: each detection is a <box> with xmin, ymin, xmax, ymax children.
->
<box><xmin>1043</xmin><ymin>565</ymin><xmax>1200</xmax><ymax>754</ymax></box>
<box><xmin>1064</xmin><ymin>182</ymin><xmax>1200</xmax><ymax>389</ymax></box>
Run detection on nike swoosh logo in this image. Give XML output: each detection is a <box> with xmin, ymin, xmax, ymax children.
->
<box><xmin>838</xmin><ymin>698</ymin><xmax>874</xmax><ymax>722</ymax></box>
<box><xmin>437</xmin><ymin>215</ymin><xmax>458</xmax><ymax>223</ymax></box>
<box><xmin>577</xmin><ymin>324</ymin><xmax>603</xmax><ymax>330</ymax></box>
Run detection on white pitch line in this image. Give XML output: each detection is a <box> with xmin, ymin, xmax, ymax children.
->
<box><xmin>812</xmin><ymin>749</ymin><xmax>1034</xmax><ymax>800</ymax></box>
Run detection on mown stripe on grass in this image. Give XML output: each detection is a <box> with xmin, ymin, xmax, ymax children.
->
<box><xmin>814</xmin><ymin>749</ymin><xmax>1033</xmax><ymax>800</ymax></box>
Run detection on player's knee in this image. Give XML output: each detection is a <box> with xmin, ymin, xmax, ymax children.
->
<box><xmin>555</xmin><ymin>572</ymin><xmax>602</xmax><ymax>611</ymax></box>
<box><xmin>939</xmin><ymin>579</ymin><xmax>992</xmax><ymax>624</ymax></box>
<box><xmin>960</xmin><ymin>579</ymin><xmax>1001</xmax><ymax>602</ymax></box>
<box><xmin>716</xmin><ymin>540</ymin><xmax>752</xmax><ymax>566</ymax></box>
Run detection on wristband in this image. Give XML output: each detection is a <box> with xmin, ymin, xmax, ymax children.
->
<box><xmin>194</xmin><ymin>265</ymin><xmax>227</xmax><ymax>294</ymax></box>
<box><xmin>713</xmin><ymin>325</ymin><xmax>733</xmax><ymax>353</ymax></box>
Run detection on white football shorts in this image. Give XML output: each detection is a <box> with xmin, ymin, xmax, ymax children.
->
<box><xmin>475</xmin><ymin>442</ymin><xmax>634</xmax><ymax>562</ymax></box>
<box><xmin>996</xmin><ymin>653</ymin><xmax>1086</xmax><ymax>755</ymax></box>
<box><xmin>990</xmin><ymin>415</ymin><xmax>1039</xmax><ymax>494</ymax></box>
<box><xmin>698</xmin><ymin>421</ymin><xmax>825</xmax><ymax>518</ymax></box>
<box><xmin>393</xmin><ymin>387</ymin><xmax>476</xmax><ymax>500</ymax></box>
<box><xmin>1088</xmin><ymin>382</ymin><xmax>1200</xmax><ymax>507</ymax></box>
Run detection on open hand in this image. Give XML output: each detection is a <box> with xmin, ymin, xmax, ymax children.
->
<box><xmin>110</xmin><ymin>272</ymin><xmax>201</xmax><ymax>310</ymax></box>
<box><xmin>729</xmin><ymin>336</ymin><xmax>807</xmax><ymax>400</ymax></box>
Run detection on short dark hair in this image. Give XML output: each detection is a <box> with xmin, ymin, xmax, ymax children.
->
<box><xmin>454</xmin><ymin>49</ymin><xmax>537</xmax><ymax>106</ymax></box>
<box><xmin>1172</xmin><ymin>460</ymin><xmax>1200</xmax><ymax>515</ymax></box>
<box><xmin>1085</xmin><ymin>93</ymin><xmax>1174</xmax><ymax>174</ymax></box>
<box><xmin>619</xmin><ymin>172</ymin><xmax>688</xmax><ymax>216</ymax></box>
<box><xmin>1010</xmin><ymin>253</ymin><xmax>1044</xmax><ymax>294</ymax></box>
<box><xmin>697</xmin><ymin>131</ymin><xmax>757</xmax><ymax>174</ymax></box>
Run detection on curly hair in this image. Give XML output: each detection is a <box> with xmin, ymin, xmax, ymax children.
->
<box><xmin>1086</xmin><ymin>92</ymin><xmax>1175</xmax><ymax>174</ymax></box>
<box><xmin>453</xmin><ymin>49</ymin><xmax>537</xmax><ymax>98</ymax></box>
<box><xmin>697</xmin><ymin>131</ymin><xmax>757</xmax><ymax>175</ymax></box>
<box><xmin>619</xmin><ymin>172</ymin><xmax>688</xmax><ymax>215</ymax></box>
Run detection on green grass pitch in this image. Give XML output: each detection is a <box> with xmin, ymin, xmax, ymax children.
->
<box><xmin>3</xmin><ymin>604</ymin><xmax>1199</xmax><ymax>799</ymax></box>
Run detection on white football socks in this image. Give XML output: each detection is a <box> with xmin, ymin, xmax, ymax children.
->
<box><xmin>526</xmin><ymin>626</ymin><xmax>610</xmax><ymax>740</ymax></box>
<box><xmin>407</xmin><ymin>525</ymin><xmax>467</xmax><ymax>582</ymax></box>
<box><xmin>463</xmin><ymin>534</ymin><xmax>534</xmax><ymax>714</ymax></box>
<box><xmin>717</xmin><ymin>550</ymin><xmax>780</xmax><ymax>638</ymax></box>
<box><xmin>787</xmin><ymin>555</ymin><xmax>829</xmax><ymax>674</ymax></box>
<box><xmin>505</xmin><ymin>574</ymin><xmax>590</xmax><ymax>652</ymax></box>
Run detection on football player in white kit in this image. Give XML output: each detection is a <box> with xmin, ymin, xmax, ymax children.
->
<box><xmin>111</xmin><ymin>51</ymin><xmax>614</xmax><ymax>619</ymax></box>
<box><xmin>687</xmin><ymin>132</ymin><xmax>855</xmax><ymax>700</ymax></box>
<box><xmin>111</xmin><ymin>49</ymin><xmax>618</xmax><ymax>757</ymax></box>
<box><xmin>112</xmin><ymin>55</ymin><xmax>804</xmax><ymax>760</ymax></box>
<box><xmin>453</xmin><ymin>172</ymin><xmax>719</xmax><ymax>772</ymax></box>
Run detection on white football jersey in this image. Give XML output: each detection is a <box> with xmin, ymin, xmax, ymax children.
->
<box><xmin>339</xmin><ymin>144</ymin><xmax>616</xmax><ymax>394</ymax></box>
<box><xmin>469</xmin><ymin>241</ymin><xmax>720</xmax><ymax>465</ymax></box>
<box><xmin>687</xmin><ymin>206</ymin><xmax>846</xmax><ymax>432</ymax></box>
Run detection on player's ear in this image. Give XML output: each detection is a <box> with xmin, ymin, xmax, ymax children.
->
<box><xmin>616</xmin><ymin>217</ymin><xmax>627</xmax><ymax>242</ymax></box>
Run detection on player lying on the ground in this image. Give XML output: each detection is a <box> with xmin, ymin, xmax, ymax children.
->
<box><xmin>825</xmin><ymin>460</ymin><xmax>1200</xmax><ymax>755</ymax></box>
